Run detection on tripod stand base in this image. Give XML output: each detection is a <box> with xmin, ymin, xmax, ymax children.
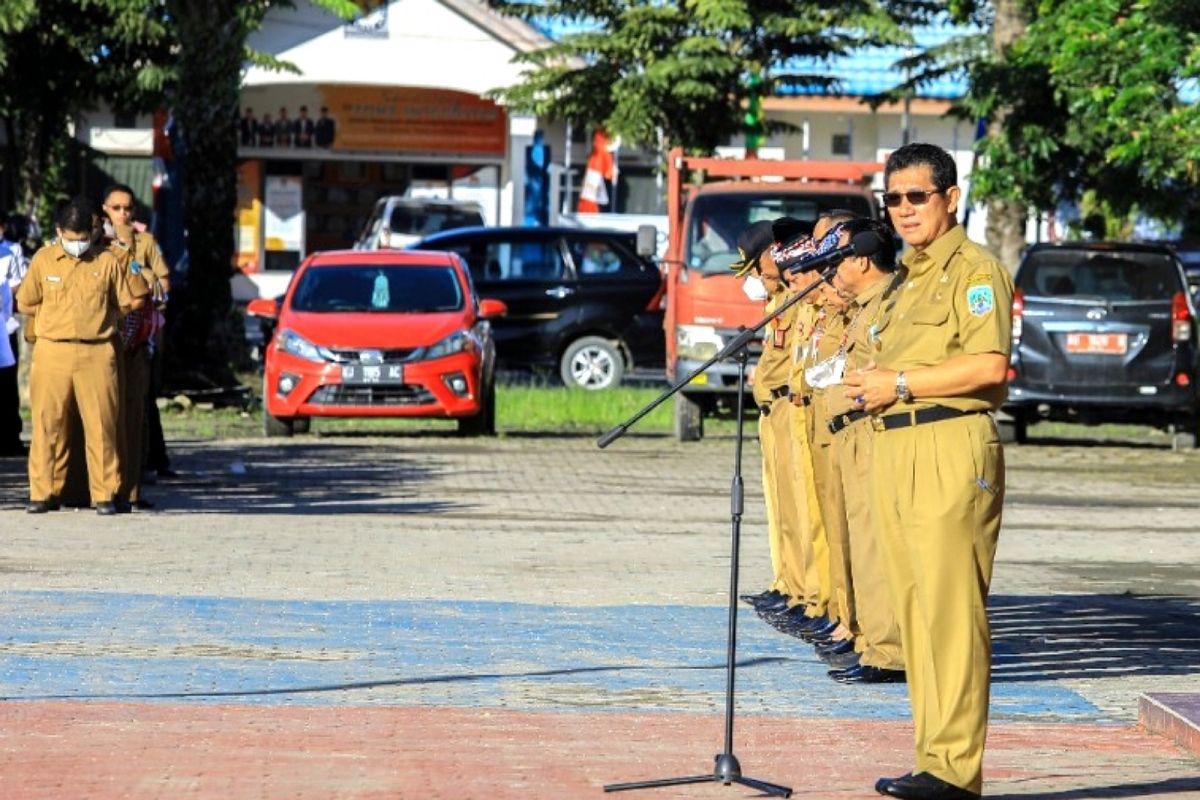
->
<box><xmin>604</xmin><ymin>753</ymin><xmax>792</xmax><ymax>797</ymax></box>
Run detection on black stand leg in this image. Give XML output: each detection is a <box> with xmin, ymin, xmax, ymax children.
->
<box><xmin>603</xmin><ymin>347</ymin><xmax>792</xmax><ymax>798</ymax></box>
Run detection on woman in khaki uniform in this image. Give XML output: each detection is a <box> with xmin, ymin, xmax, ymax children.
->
<box><xmin>16</xmin><ymin>197</ymin><xmax>148</xmax><ymax>515</ymax></box>
<box><xmin>844</xmin><ymin>144</ymin><xmax>1012</xmax><ymax>800</ymax></box>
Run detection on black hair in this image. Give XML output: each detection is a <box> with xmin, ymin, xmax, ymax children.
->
<box><xmin>841</xmin><ymin>217</ymin><xmax>898</xmax><ymax>272</ymax></box>
<box><xmin>56</xmin><ymin>196</ymin><xmax>97</xmax><ymax>233</ymax></box>
<box><xmin>884</xmin><ymin>142</ymin><xmax>957</xmax><ymax>192</ymax></box>
<box><xmin>819</xmin><ymin>208</ymin><xmax>858</xmax><ymax>227</ymax></box>
<box><xmin>102</xmin><ymin>183</ymin><xmax>135</xmax><ymax>204</ymax></box>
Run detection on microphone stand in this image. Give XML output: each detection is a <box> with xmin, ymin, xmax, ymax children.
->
<box><xmin>599</xmin><ymin>264</ymin><xmax>838</xmax><ymax>798</ymax></box>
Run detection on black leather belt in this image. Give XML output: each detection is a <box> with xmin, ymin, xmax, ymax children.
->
<box><xmin>876</xmin><ymin>405</ymin><xmax>979</xmax><ymax>431</ymax></box>
<box><xmin>769</xmin><ymin>385</ymin><xmax>789</xmax><ymax>399</ymax></box>
<box><xmin>828</xmin><ymin>409</ymin><xmax>868</xmax><ymax>435</ymax></box>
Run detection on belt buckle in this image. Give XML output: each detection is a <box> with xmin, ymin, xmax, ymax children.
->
<box><xmin>870</xmin><ymin>415</ymin><xmax>885</xmax><ymax>432</ymax></box>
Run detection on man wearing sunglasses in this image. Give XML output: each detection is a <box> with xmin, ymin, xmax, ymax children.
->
<box><xmin>843</xmin><ymin>143</ymin><xmax>1013</xmax><ymax>800</ymax></box>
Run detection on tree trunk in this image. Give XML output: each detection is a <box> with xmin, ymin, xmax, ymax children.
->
<box><xmin>984</xmin><ymin>0</ymin><xmax>1029</xmax><ymax>273</ymax></box>
<box><xmin>167</xmin><ymin>1</ymin><xmax>246</xmax><ymax>387</ymax></box>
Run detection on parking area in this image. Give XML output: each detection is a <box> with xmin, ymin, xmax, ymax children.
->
<box><xmin>1</xmin><ymin>432</ymin><xmax>1198</xmax><ymax>797</ymax></box>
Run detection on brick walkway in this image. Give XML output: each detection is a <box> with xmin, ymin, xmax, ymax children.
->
<box><xmin>0</xmin><ymin>434</ymin><xmax>1197</xmax><ymax>797</ymax></box>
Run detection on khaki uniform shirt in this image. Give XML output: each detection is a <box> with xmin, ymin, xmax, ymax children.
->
<box><xmin>132</xmin><ymin>230</ymin><xmax>171</xmax><ymax>284</ymax></box>
<box><xmin>833</xmin><ymin>273</ymin><xmax>902</xmax><ymax>419</ymax></box>
<box><xmin>872</xmin><ymin>225</ymin><xmax>1014</xmax><ymax>412</ymax></box>
<box><xmin>17</xmin><ymin>243</ymin><xmax>146</xmax><ymax>342</ymax></box>
<box><xmin>787</xmin><ymin>300</ymin><xmax>824</xmax><ymax>399</ymax></box>
<box><xmin>807</xmin><ymin>306</ymin><xmax>850</xmax><ymax>446</ymax></box>
<box><xmin>752</xmin><ymin>292</ymin><xmax>798</xmax><ymax>407</ymax></box>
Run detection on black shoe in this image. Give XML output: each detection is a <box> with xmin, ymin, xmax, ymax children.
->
<box><xmin>816</xmin><ymin>638</ymin><xmax>856</xmax><ymax>659</ymax></box>
<box><xmin>741</xmin><ymin>589</ymin><xmax>780</xmax><ymax>606</ymax></box>
<box><xmin>157</xmin><ymin>468</ymin><xmax>179</xmax><ymax>479</ymax></box>
<box><xmin>27</xmin><ymin>500</ymin><xmax>50</xmax><ymax>514</ymax></box>
<box><xmin>884</xmin><ymin>772</ymin><xmax>978</xmax><ymax>800</ymax></box>
<box><xmin>876</xmin><ymin>773</ymin><xmax>912</xmax><ymax>795</ymax></box>
<box><xmin>96</xmin><ymin>502</ymin><xmax>118</xmax><ymax>516</ymax></box>
<box><xmin>755</xmin><ymin>594</ymin><xmax>791</xmax><ymax>613</ymax></box>
<box><xmin>825</xmin><ymin>650</ymin><xmax>861</xmax><ymax>671</ymax></box>
<box><xmin>802</xmin><ymin>620</ymin><xmax>840</xmax><ymax>643</ymax></box>
<box><xmin>835</xmin><ymin>665</ymin><xmax>907</xmax><ymax>684</ymax></box>
<box><xmin>134</xmin><ymin>498</ymin><xmax>155</xmax><ymax>510</ymax></box>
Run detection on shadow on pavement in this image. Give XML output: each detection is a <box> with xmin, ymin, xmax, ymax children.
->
<box><xmin>990</xmin><ymin>594</ymin><xmax>1200</xmax><ymax>682</ymax></box>
<box><xmin>0</xmin><ymin>439</ymin><xmax>477</xmax><ymax>516</ymax></box>
<box><xmin>987</xmin><ymin>776</ymin><xmax>1200</xmax><ymax>798</ymax></box>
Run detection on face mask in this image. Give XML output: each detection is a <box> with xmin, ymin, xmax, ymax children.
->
<box><xmin>61</xmin><ymin>239</ymin><xmax>90</xmax><ymax>258</ymax></box>
<box><xmin>804</xmin><ymin>352</ymin><xmax>847</xmax><ymax>389</ymax></box>
<box><xmin>742</xmin><ymin>275</ymin><xmax>768</xmax><ymax>302</ymax></box>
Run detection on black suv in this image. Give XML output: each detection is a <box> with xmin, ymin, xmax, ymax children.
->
<box><xmin>1004</xmin><ymin>241</ymin><xmax>1200</xmax><ymax>445</ymax></box>
<box><xmin>410</xmin><ymin>226</ymin><xmax>664</xmax><ymax>389</ymax></box>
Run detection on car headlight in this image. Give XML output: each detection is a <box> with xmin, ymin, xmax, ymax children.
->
<box><xmin>424</xmin><ymin>330</ymin><xmax>472</xmax><ymax>359</ymax></box>
<box><xmin>277</xmin><ymin>329</ymin><xmax>332</xmax><ymax>362</ymax></box>
<box><xmin>676</xmin><ymin>324</ymin><xmax>723</xmax><ymax>361</ymax></box>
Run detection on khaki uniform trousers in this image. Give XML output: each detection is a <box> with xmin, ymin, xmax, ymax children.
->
<box><xmin>871</xmin><ymin>413</ymin><xmax>1003</xmax><ymax>795</ymax></box>
<box><xmin>809</xmin><ymin>391</ymin><xmax>856</xmax><ymax>633</ymax></box>
<box><xmin>839</xmin><ymin>418</ymin><xmax>903</xmax><ymax>669</ymax></box>
<box><xmin>758</xmin><ymin>397</ymin><xmax>805</xmax><ymax>600</ymax></box>
<box><xmin>29</xmin><ymin>339</ymin><xmax>121</xmax><ymax>504</ymax></box>
<box><xmin>119</xmin><ymin>345</ymin><xmax>150</xmax><ymax>503</ymax></box>
<box><xmin>789</xmin><ymin>401</ymin><xmax>830</xmax><ymax>618</ymax></box>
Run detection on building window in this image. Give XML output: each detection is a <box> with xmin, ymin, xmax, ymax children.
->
<box><xmin>831</xmin><ymin>134</ymin><xmax>851</xmax><ymax>157</ymax></box>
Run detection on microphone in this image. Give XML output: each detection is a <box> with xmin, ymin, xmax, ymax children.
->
<box><xmin>782</xmin><ymin>230</ymin><xmax>885</xmax><ymax>274</ymax></box>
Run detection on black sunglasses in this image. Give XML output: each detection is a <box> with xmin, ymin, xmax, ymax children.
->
<box><xmin>881</xmin><ymin>188</ymin><xmax>945</xmax><ymax>208</ymax></box>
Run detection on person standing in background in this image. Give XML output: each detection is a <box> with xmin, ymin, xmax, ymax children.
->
<box><xmin>0</xmin><ymin>217</ymin><xmax>28</xmax><ymax>456</ymax></box>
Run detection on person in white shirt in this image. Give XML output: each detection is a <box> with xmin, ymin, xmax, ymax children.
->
<box><xmin>0</xmin><ymin>223</ymin><xmax>28</xmax><ymax>456</ymax></box>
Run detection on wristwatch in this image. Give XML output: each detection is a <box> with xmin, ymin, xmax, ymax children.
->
<box><xmin>895</xmin><ymin>371</ymin><xmax>913</xmax><ymax>403</ymax></box>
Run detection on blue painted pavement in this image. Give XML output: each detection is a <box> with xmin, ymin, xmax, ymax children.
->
<box><xmin>0</xmin><ymin>591</ymin><xmax>1098</xmax><ymax>721</ymax></box>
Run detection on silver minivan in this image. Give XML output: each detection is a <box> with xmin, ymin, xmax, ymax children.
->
<box><xmin>355</xmin><ymin>197</ymin><xmax>486</xmax><ymax>250</ymax></box>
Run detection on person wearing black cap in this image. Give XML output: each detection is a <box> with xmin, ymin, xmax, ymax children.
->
<box><xmin>733</xmin><ymin>220</ymin><xmax>806</xmax><ymax>617</ymax></box>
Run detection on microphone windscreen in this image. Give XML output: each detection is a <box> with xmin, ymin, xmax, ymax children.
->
<box><xmin>850</xmin><ymin>230</ymin><xmax>885</xmax><ymax>258</ymax></box>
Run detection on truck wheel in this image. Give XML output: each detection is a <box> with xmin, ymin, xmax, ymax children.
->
<box><xmin>675</xmin><ymin>392</ymin><xmax>704</xmax><ymax>442</ymax></box>
<box><xmin>292</xmin><ymin>417</ymin><xmax>311</xmax><ymax>434</ymax></box>
<box><xmin>560</xmin><ymin>336</ymin><xmax>624</xmax><ymax>390</ymax></box>
<box><xmin>1171</xmin><ymin>411</ymin><xmax>1199</xmax><ymax>450</ymax></box>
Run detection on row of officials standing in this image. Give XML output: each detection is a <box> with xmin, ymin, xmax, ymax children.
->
<box><xmin>738</xmin><ymin>143</ymin><xmax>1014</xmax><ymax>800</ymax></box>
<box><xmin>15</xmin><ymin>191</ymin><xmax>172</xmax><ymax>515</ymax></box>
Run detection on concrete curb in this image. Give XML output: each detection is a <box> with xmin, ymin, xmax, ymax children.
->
<box><xmin>1139</xmin><ymin>693</ymin><xmax>1200</xmax><ymax>759</ymax></box>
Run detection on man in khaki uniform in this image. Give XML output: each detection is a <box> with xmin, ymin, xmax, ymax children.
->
<box><xmin>16</xmin><ymin>196</ymin><xmax>148</xmax><ymax>515</ymax></box>
<box><xmin>823</xmin><ymin>217</ymin><xmax>905</xmax><ymax>684</ymax></box>
<box><xmin>731</xmin><ymin>221</ymin><xmax>805</xmax><ymax>612</ymax></box>
<box><xmin>102</xmin><ymin>184</ymin><xmax>173</xmax><ymax>484</ymax></box>
<box><xmin>843</xmin><ymin>143</ymin><xmax>1012</xmax><ymax>800</ymax></box>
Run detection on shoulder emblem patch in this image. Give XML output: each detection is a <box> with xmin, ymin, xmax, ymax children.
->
<box><xmin>967</xmin><ymin>284</ymin><xmax>995</xmax><ymax>317</ymax></box>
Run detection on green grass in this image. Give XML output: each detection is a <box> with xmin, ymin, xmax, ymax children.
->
<box><xmin>148</xmin><ymin>382</ymin><xmax>1177</xmax><ymax>444</ymax></box>
<box><xmin>156</xmin><ymin>382</ymin><xmax>744</xmax><ymax>439</ymax></box>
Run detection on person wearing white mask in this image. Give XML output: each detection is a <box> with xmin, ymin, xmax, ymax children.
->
<box><xmin>15</xmin><ymin>196</ymin><xmax>148</xmax><ymax>515</ymax></box>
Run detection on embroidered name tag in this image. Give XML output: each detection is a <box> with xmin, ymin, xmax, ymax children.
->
<box><xmin>47</xmin><ymin>275</ymin><xmax>61</xmax><ymax>283</ymax></box>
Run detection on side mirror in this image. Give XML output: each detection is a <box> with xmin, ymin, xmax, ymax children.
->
<box><xmin>478</xmin><ymin>298</ymin><xmax>508</xmax><ymax>319</ymax></box>
<box><xmin>246</xmin><ymin>297</ymin><xmax>279</xmax><ymax>319</ymax></box>
<box><xmin>636</xmin><ymin>224</ymin><xmax>658</xmax><ymax>257</ymax></box>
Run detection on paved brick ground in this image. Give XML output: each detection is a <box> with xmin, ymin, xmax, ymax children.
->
<box><xmin>0</xmin><ymin>432</ymin><xmax>1198</xmax><ymax>797</ymax></box>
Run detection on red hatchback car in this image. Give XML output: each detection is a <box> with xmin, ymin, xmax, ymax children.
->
<box><xmin>247</xmin><ymin>250</ymin><xmax>506</xmax><ymax>436</ymax></box>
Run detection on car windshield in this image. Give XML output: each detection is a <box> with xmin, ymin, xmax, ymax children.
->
<box><xmin>291</xmin><ymin>265</ymin><xmax>463</xmax><ymax>313</ymax></box>
<box><xmin>685</xmin><ymin>191</ymin><xmax>874</xmax><ymax>274</ymax></box>
<box><xmin>389</xmin><ymin>205</ymin><xmax>483</xmax><ymax>236</ymax></box>
<box><xmin>1018</xmin><ymin>249</ymin><xmax>1183</xmax><ymax>302</ymax></box>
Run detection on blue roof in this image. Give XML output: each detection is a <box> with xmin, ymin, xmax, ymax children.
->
<box><xmin>532</xmin><ymin>19</ymin><xmax>977</xmax><ymax>100</ymax></box>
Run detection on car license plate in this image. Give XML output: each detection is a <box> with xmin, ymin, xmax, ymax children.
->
<box><xmin>342</xmin><ymin>363</ymin><xmax>404</xmax><ymax>384</ymax></box>
<box><xmin>1065</xmin><ymin>332</ymin><xmax>1127</xmax><ymax>355</ymax></box>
